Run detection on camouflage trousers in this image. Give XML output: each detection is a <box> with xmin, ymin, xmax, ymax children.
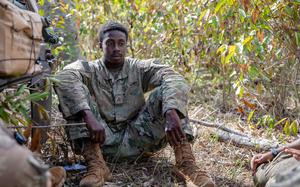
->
<box><xmin>254</xmin><ymin>152</ymin><xmax>300</xmax><ymax>187</ymax></box>
<box><xmin>65</xmin><ymin>87</ymin><xmax>195</xmax><ymax>159</ymax></box>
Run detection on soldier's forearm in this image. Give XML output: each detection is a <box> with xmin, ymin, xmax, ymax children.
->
<box><xmin>282</xmin><ymin>139</ymin><xmax>300</xmax><ymax>151</ymax></box>
<box><xmin>273</xmin><ymin>138</ymin><xmax>300</xmax><ymax>154</ymax></box>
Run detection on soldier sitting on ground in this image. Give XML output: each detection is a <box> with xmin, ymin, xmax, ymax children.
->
<box><xmin>251</xmin><ymin>138</ymin><xmax>300</xmax><ymax>187</ymax></box>
<box><xmin>54</xmin><ymin>21</ymin><xmax>215</xmax><ymax>187</ymax></box>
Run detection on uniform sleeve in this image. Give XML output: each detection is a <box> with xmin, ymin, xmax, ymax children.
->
<box><xmin>54</xmin><ymin>69</ymin><xmax>91</xmax><ymax>118</ymax></box>
<box><xmin>140</xmin><ymin>59</ymin><xmax>190</xmax><ymax>118</ymax></box>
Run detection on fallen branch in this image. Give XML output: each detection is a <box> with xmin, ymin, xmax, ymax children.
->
<box><xmin>190</xmin><ymin>118</ymin><xmax>279</xmax><ymax>150</ymax></box>
<box><xmin>213</xmin><ymin>129</ymin><xmax>279</xmax><ymax>151</ymax></box>
<box><xmin>190</xmin><ymin>118</ymin><xmax>248</xmax><ymax>137</ymax></box>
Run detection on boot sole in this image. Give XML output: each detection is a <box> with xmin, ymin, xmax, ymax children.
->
<box><xmin>104</xmin><ymin>172</ymin><xmax>113</xmax><ymax>181</ymax></box>
<box><xmin>172</xmin><ymin>168</ymin><xmax>197</xmax><ymax>187</ymax></box>
<box><xmin>171</xmin><ymin>167</ymin><xmax>215</xmax><ymax>187</ymax></box>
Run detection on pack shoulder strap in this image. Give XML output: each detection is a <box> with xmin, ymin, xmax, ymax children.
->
<box><xmin>81</xmin><ymin>60</ymin><xmax>91</xmax><ymax>72</ymax></box>
<box><xmin>80</xmin><ymin>60</ymin><xmax>95</xmax><ymax>97</ymax></box>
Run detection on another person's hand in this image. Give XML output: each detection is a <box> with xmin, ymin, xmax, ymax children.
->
<box><xmin>283</xmin><ymin>147</ymin><xmax>300</xmax><ymax>160</ymax></box>
<box><xmin>250</xmin><ymin>152</ymin><xmax>273</xmax><ymax>175</ymax></box>
<box><xmin>165</xmin><ymin>109</ymin><xmax>186</xmax><ymax>147</ymax></box>
<box><xmin>81</xmin><ymin>110</ymin><xmax>106</xmax><ymax>144</ymax></box>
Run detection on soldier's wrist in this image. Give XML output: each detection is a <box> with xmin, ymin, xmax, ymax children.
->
<box><xmin>80</xmin><ymin>110</ymin><xmax>95</xmax><ymax>123</ymax></box>
<box><xmin>270</xmin><ymin>148</ymin><xmax>280</xmax><ymax>158</ymax></box>
<box><xmin>80</xmin><ymin>109</ymin><xmax>92</xmax><ymax>117</ymax></box>
<box><xmin>165</xmin><ymin>109</ymin><xmax>176</xmax><ymax>116</ymax></box>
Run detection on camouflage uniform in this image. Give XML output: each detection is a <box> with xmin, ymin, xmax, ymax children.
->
<box><xmin>0</xmin><ymin>124</ymin><xmax>50</xmax><ymax>187</ymax></box>
<box><xmin>254</xmin><ymin>152</ymin><xmax>300</xmax><ymax>187</ymax></box>
<box><xmin>54</xmin><ymin>57</ymin><xmax>195</xmax><ymax>159</ymax></box>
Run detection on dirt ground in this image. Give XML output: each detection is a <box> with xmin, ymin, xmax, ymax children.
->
<box><xmin>45</xmin><ymin>102</ymin><xmax>259</xmax><ymax>187</ymax></box>
<box><xmin>54</xmin><ymin>131</ymin><xmax>254</xmax><ymax>187</ymax></box>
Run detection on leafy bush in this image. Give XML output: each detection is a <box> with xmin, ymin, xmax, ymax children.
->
<box><xmin>68</xmin><ymin>0</ymin><xmax>300</xmax><ymax>127</ymax></box>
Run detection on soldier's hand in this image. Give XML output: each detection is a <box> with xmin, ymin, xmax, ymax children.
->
<box><xmin>250</xmin><ymin>152</ymin><xmax>273</xmax><ymax>175</ymax></box>
<box><xmin>81</xmin><ymin>110</ymin><xmax>106</xmax><ymax>144</ymax></box>
<box><xmin>165</xmin><ymin>109</ymin><xmax>186</xmax><ymax>147</ymax></box>
<box><xmin>283</xmin><ymin>147</ymin><xmax>300</xmax><ymax>160</ymax></box>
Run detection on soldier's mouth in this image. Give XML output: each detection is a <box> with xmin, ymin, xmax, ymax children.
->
<box><xmin>112</xmin><ymin>55</ymin><xmax>122</xmax><ymax>58</ymax></box>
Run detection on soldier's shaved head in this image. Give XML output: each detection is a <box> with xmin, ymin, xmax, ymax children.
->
<box><xmin>98</xmin><ymin>21</ymin><xmax>128</xmax><ymax>43</ymax></box>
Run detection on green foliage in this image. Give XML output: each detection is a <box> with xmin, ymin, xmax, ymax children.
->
<box><xmin>283</xmin><ymin>119</ymin><xmax>299</xmax><ymax>136</ymax></box>
<box><xmin>0</xmin><ymin>85</ymin><xmax>49</xmax><ymax>126</ymax></box>
<box><xmin>247</xmin><ymin>110</ymin><xmax>255</xmax><ymax>123</ymax></box>
<box><xmin>38</xmin><ymin>0</ymin><xmax>82</xmax><ymax>65</ymax></box>
<box><xmin>247</xmin><ymin>112</ymin><xmax>299</xmax><ymax>136</ymax></box>
<box><xmin>210</xmin><ymin>134</ymin><xmax>220</xmax><ymax>142</ymax></box>
<box><xmin>69</xmin><ymin>0</ymin><xmax>299</xmax><ymax>112</ymax></box>
<box><xmin>34</xmin><ymin>0</ymin><xmax>300</xmax><ymax>134</ymax></box>
<box><xmin>83</xmin><ymin>0</ymin><xmax>298</xmax><ymax>130</ymax></box>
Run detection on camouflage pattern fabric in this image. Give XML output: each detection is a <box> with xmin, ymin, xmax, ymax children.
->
<box><xmin>0</xmin><ymin>125</ymin><xmax>50</xmax><ymax>187</ymax></box>
<box><xmin>54</xmin><ymin>58</ymin><xmax>195</xmax><ymax>158</ymax></box>
<box><xmin>267</xmin><ymin>164</ymin><xmax>300</xmax><ymax>187</ymax></box>
<box><xmin>254</xmin><ymin>151</ymin><xmax>300</xmax><ymax>187</ymax></box>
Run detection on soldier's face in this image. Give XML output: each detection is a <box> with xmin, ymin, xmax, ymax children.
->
<box><xmin>101</xmin><ymin>30</ymin><xmax>127</xmax><ymax>66</ymax></box>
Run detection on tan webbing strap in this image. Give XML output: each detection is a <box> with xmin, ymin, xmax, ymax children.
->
<box><xmin>25</xmin><ymin>0</ymin><xmax>38</xmax><ymax>12</ymax></box>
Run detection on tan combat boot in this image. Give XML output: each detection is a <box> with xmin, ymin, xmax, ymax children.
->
<box><xmin>49</xmin><ymin>166</ymin><xmax>66</xmax><ymax>187</ymax></box>
<box><xmin>172</xmin><ymin>142</ymin><xmax>215</xmax><ymax>187</ymax></box>
<box><xmin>79</xmin><ymin>142</ymin><xmax>112</xmax><ymax>187</ymax></box>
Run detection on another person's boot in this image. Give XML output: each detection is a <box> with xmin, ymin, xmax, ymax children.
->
<box><xmin>172</xmin><ymin>141</ymin><xmax>215</xmax><ymax>187</ymax></box>
<box><xmin>79</xmin><ymin>142</ymin><xmax>112</xmax><ymax>187</ymax></box>
<box><xmin>49</xmin><ymin>166</ymin><xmax>66</xmax><ymax>187</ymax></box>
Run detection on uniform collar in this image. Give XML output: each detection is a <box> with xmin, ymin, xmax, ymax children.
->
<box><xmin>98</xmin><ymin>58</ymin><xmax>129</xmax><ymax>80</ymax></box>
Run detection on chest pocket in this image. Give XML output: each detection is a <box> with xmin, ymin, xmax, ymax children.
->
<box><xmin>126</xmin><ymin>80</ymin><xmax>142</xmax><ymax>96</ymax></box>
<box><xmin>125</xmin><ymin>79</ymin><xmax>144</xmax><ymax>111</ymax></box>
<box><xmin>94</xmin><ymin>71</ymin><xmax>113</xmax><ymax>92</ymax></box>
<box><xmin>98</xmin><ymin>79</ymin><xmax>113</xmax><ymax>92</ymax></box>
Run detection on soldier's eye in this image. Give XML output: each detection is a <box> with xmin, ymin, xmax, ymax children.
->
<box><xmin>119</xmin><ymin>41</ymin><xmax>125</xmax><ymax>47</ymax></box>
<box><xmin>106</xmin><ymin>41</ymin><xmax>114</xmax><ymax>47</ymax></box>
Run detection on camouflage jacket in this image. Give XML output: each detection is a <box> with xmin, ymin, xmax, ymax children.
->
<box><xmin>54</xmin><ymin>57</ymin><xmax>190</xmax><ymax>125</ymax></box>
